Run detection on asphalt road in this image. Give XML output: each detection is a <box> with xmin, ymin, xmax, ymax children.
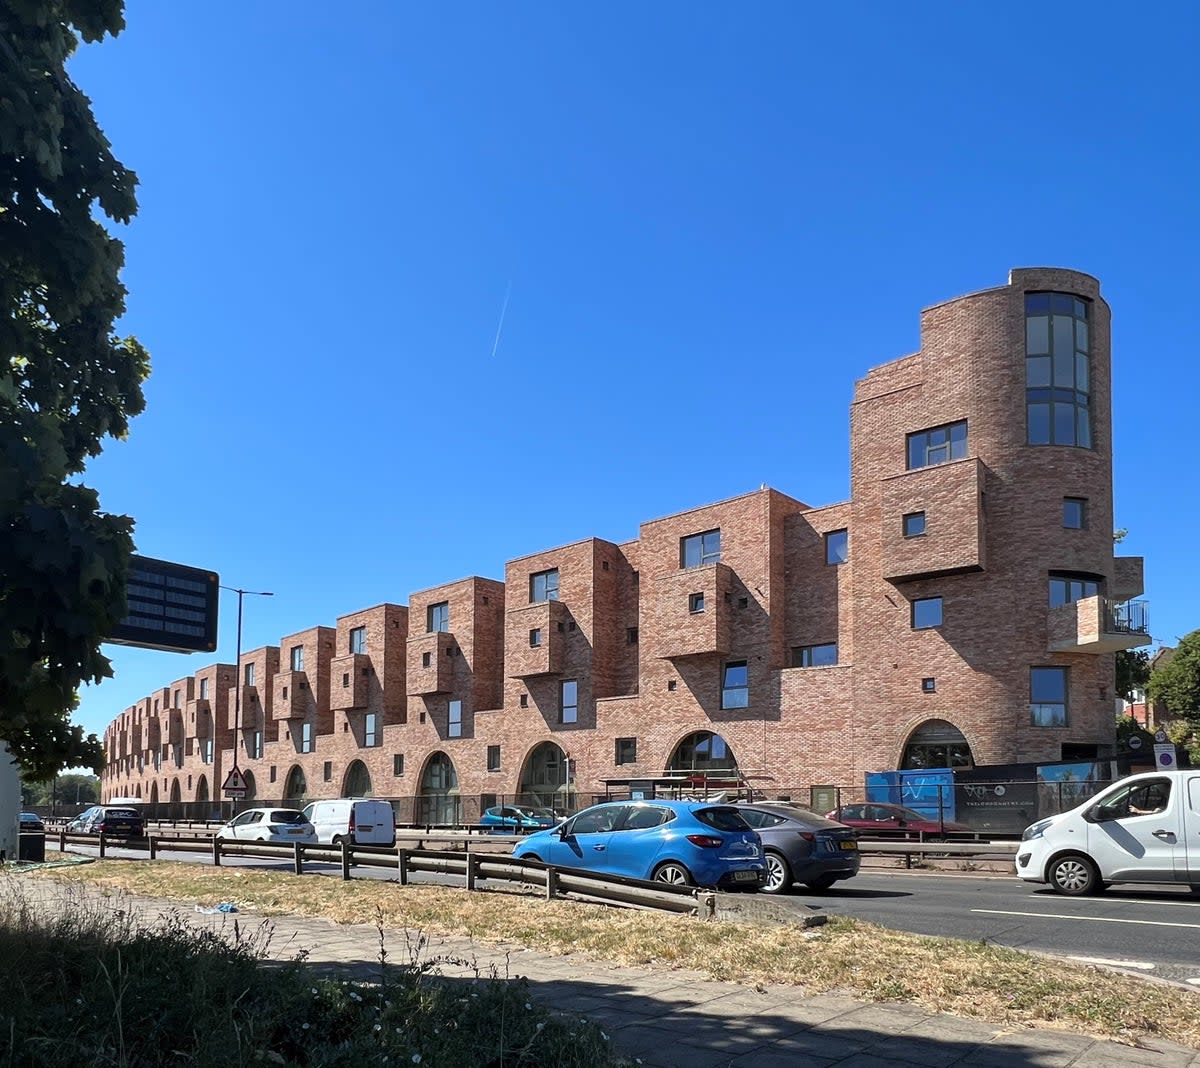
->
<box><xmin>61</xmin><ymin>842</ymin><xmax>1200</xmax><ymax>986</ymax></box>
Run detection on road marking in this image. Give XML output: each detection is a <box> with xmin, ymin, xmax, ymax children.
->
<box><xmin>1066</xmin><ymin>956</ymin><xmax>1155</xmax><ymax>970</ymax></box>
<box><xmin>973</xmin><ymin>908</ymin><xmax>1200</xmax><ymax>931</ymax></box>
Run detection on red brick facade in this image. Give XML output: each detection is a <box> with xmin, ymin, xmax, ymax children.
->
<box><xmin>102</xmin><ymin>268</ymin><xmax>1148</xmax><ymax>814</ymax></box>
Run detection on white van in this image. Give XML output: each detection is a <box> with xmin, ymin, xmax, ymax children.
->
<box><xmin>1016</xmin><ymin>769</ymin><xmax>1200</xmax><ymax>895</ymax></box>
<box><xmin>302</xmin><ymin>798</ymin><xmax>395</xmax><ymax>847</ymax></box>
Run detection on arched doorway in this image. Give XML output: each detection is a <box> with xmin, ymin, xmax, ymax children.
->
<box><xmin>418</xmin><ymin>752</ymin><xmax>459</xmax><ymax>825</ymax></box>
<box><xmin>196</xmin><ymin>775</ymin><xmax>209</xmax><ymax>803</ymax></box>
<box><xmin>517</xmin><ymin>742</ymin><xmax>574</xmax><ymax>813</ymax></box>
<box><xmin>342</xmin><ymin>760</ymin><xmax>372</xmax><ymax>798</ymax></box>
<box><xmin>168</xmin><ymin>778</ymin><xmax>182</xmax><ymax>819</ymax></box>
<box><xmin>242</xmin><ymin>770</ymin><xmax>256</xmax><ymax>802</ymax></box>
<box><xmin>666</xmin><ymin>731</ymin><xmax>740</xmax><ymax>787</ymax></box>
<box><xmin>901</xmin><ymin>720</ymin><xmax>973</xmax><ymax>769</ymax></box>
<box><xmin>284</xmin><ymin>765</ymin><xmax>308</xmax><ymax>804</ymax></box>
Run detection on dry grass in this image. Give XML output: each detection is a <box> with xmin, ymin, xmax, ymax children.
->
<box><xmin>22</xmin><ymin>861</ymin><xmax>1200</xmax><ymax>1050</ymax></box>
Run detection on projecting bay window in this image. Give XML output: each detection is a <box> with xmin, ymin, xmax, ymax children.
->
<box><xmin>1025</xmin><ymin>293</ymin><xmax>1091</xmax><ymax>448</ymax></box>
<box><xmin>907</xmin><ymin>421</ymin><xmax>967</xmax><ymax>470</ymax></box>
<box><xmin>1049</xmin><ymin>572</ymin><xmax>1101</xmax><ymax>607</ymax></box>
<box><xmin>530</xmin><ymin>569</ymin><xmax>560</xmax><ymax>602</ymax></box>
<box><xmin>681</xmin><ymin>529</ymin><xmax>721</xmax><ymax>568</ymax></box>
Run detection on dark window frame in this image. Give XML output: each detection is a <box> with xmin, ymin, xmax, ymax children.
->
<box><xmin>792</xmin><ymin>643</ymin><xmax>838</xmax><ymax>668</ymax></box>
<box><xmin>615</xmin><ymin>737</ymin><xmax>637</xmax><ymax>765</ymax></box>
<box><xmin>721</xmin><ymin>660</ymin><xmax>749</xmax><ymax>709</ymax></box>
<box><xmin>1030</xmin><ymin>666</ymin><xmax>1069</xmax><ymax>727</ymax></box>
<box><xmin>560</xmin><ymin>679</ymin><xmax>578</xmax><ymax>724</ymax></box>
<box><xmin>902</xmin><ymin>512</ymin><xmax>926</xmax><ymax>538</ymax></box>
<box><xmin>1063</xmin><ymin>497</ymin><xmax>1087</xmax><ymax>529</ymax></box>
<box><xmin>529</xmin><ymin>569</ymin><xmax>560</xmax><ymax>603</ymax></box>
<box><xmin>681</xmin><ymin>529</ymin><xmax>722</xmax><ymax>568</ymax></box>
<box><xmin>349</xmin><ymin>626</ymin><xmax>367</xmax><ymax>654</ymax></box>
<box><xmin>448</xmin><ymin>699</ymin><xmax>463</xmax><ymax>738</ymax></box>
<box><xmin>825</xmin><ymin>529</ymin><xmax>849</xmax><ymax>565</ymax></box>
<box><xmin>911</xmin><ymin>596</ymin><xmax>943</xmax><ymax>630</ymax></box>
<box><xmin>427</xmin><ymin>601</ymin><xmax>450</xmax><ymax>633</ymax></box>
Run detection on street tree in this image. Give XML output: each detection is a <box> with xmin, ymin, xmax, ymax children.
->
<box><xmin>1147</xmin><ymin>631</ymin><xmax>1200</xmax><ymax>728</ymax></box>
<box><xmin>1115</xmin><ymin>649</ymin><xmax>1151</xmax><ymax>702</ymax></box>
<box><xmin>0</xmin><ymin>1</ymin><xmax>149</xmax><ymax>779</ymax></box>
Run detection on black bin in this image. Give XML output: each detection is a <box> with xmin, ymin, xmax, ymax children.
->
<box><xmin>18</xmin><ymin>832</ymin><xmax>45</xmax><ymax>863</ymax></box>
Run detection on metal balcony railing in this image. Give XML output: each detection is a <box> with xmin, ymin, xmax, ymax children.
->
<box><xmin>1106</xmin><ymin>598</ymin><xmax>1149</xmax><ymax>635</ymax></box>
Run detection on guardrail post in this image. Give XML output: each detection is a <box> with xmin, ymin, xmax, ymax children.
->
<box><xmin>212</xmin><ymin>837</ymin><xmax>221</xmax><ymax>867</ymax></box>
<box><xmin>98</xmin><ymin>832</ymin><xmax>106</xmax><ymax>859</ymax></box>
<box><xmin>545</xmin><ymin>866</ymin><xmax>558</xmax><ymax>901</ymax></box>
<box><xmin>59</xmin><ymin>830</ymin><xmax>66</xmax><ymax>852</ymax></box>
<box><xmin>465</xmin><ymin>849</ymin><xmax>477</xmax><ymax>892</ymax></box>
<box><xmin>397</xmin><ymin>849</ymin><xmax>409</xmax><ymax>886</ymax></box>
<box><xmin>149</xmin><ymin>836</ymin><xmax>157</xmax><ymax>860</ymax></box>
<box><xmin>293</xmin><ymin>841</ymin><xmax>303</xmax><ymax>876</ymax></box>
<box><xmin>340</xmin><ymin>840</ymin><xmax>351</xmax><ymax>881</ymax></box>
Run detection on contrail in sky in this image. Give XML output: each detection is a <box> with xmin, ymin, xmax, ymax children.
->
<box><xmin>490</xmin><ymin>279</ymin><xmax>513</xmax><ymax>359</ymax></box>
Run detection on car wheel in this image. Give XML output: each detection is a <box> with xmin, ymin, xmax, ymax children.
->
<box><xmin>652</xmin><ymin>861</ymin><xmax>693</xmax><ymax>886</ymax></box>
<box><xmin>520</xmin><ymin>853</ymin><xmax>541</xmax><ymax>863</ymax></box>
<box><xmin>1047</xmin><ymin>854</ymin><xmax>1100</xmax><ymax>896</ymax></box>
<box><xmin>761</xmin><ymin>851</ymin><xmax>793</xmax><ymax>895</ymax></box>
<box><xmin>804</xmin><ymin>874</ymin><xmax>838</xmax><ymax>892</ymax></box>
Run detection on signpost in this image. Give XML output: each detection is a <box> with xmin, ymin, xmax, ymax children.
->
<box><xmin>107</xmin><ymin>556</ymin><xmax>219</xmax><ymax>654</ymax></box>
<box><xmin>222</xmin><ymin>767</ymin><xmax>247</xmax><ymax>800</ymax></box>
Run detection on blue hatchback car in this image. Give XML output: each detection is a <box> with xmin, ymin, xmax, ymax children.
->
<box><xmin>479</xmin><ymin>805</ymin><xmax>559</xmax><ymax>833</ymax></box>
<box><xmin>512</xmin><ymin>799</ymin><xmax>765</xmax><ymax>889</ymax></box>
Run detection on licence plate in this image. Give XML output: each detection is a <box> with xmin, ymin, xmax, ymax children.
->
<box><xmin>733</xmin><ymin>870</ymin><xmax>759</xmax><ymax>882</ymax></box>
<box><xmin>288</xmin><ymin>829</ymin><xmax>304</xmax><ymax>835</ymax></box>
<box><xmin>839</xmin><ymin>840</ymin><xmax>858</xmax><ymax>851</ymax></box>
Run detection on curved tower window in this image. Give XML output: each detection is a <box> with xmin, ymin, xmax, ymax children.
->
<box><xmin>901</xmin><ymin>720</ymin><xmax>973</xmax><ymax>769</ymax></box>
<box><xmin>1025</xmin><ymin>292</ymin><xmax>1091</xmax><ymax>448</ymax></box>
<box><xmin>1049</xmin><ymin>571</ymin><xmax>1102</xmax><ymax>607</ymax></box>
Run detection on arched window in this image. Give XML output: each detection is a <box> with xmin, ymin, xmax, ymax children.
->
<box><xmin>418</xmin><ymin>752</ymin><xmax>459</xmax><ymax>825</ymax></box>
<box><xmin>667</xmin><ymin>731</ymin><xmax>739</xmax><ymax>778</ymax></box>
<box><xmin>342</xmin><ymin>760</ymin><xmax>373</xmax><ymax>798</ymax></box>
<box><xmin>284</xmin><ymin>765</ymin><xmax>308</xmax><ymax>802</ymax></box>
<box><xmin>901</xmin><ymin>720</ymin><xmax>973</xmax><ymax>770</ymax></box>
<box><xmin>196</xmin><ymin>775</ymin><xmax>209</xmax><ymax>803</ymax></box>
<box><xmin>518</xmin><ymin>742</ymin><xmax>574</xmax><ymax>811</ymax></box>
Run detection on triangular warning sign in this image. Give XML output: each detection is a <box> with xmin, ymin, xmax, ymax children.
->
<box><xmin>222</xmin><ymin>768</ymin><xmax>247</xmax><ymax>792</ymax></box>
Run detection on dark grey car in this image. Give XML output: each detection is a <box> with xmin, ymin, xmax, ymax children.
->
<box><xmin>734</xmin><ymin>802</ymin><xmax>860</xmax><ymax>894</ymax></box>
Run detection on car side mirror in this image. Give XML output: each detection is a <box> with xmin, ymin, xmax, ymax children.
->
<box><xmin>1089</xmin><ymin>804</ymin><xmax>1118</xmax><ymax>823</ymax></box>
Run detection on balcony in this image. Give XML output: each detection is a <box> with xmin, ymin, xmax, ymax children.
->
<box><xmin>1048</xmin><ymin>596</ymin><xmax>1151</xmax><ymax>654</ymax></box>
<box><xmin>331</xmin><ymin>652</ymin><xmax>371</xmax><ymax>710</ymax></box>
<box><xmin>407</xmin><ymin>632</ymin><xmax>455</xmax><ymax>695</ymax></box>
<box><xmin>507</xmin><ymin>600</ymin><xmax>570</xmax><ymax>678</ymax></box>
<box><xmin>272</xmin><ymin>670</ymin><xmax>310</xmax><ymax>718</ymax></box>
<box><xmin>650</xmin><ymin>562</ymin><xmax>734</xmax><ymax>659</ymax></box>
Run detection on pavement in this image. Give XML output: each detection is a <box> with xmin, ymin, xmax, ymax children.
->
<box><xmin>14</xmin><ymin>876</ymin><xmax>1200</xmax><ymax>1068</ymax></box>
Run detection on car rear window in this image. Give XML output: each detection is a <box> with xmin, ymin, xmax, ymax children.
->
<box><xmin>270</xmin><ymin>810</ymin><xmax>308</xmax><ymax>824</ymax></box>
<box><xmin>694</xmin><ymin>807</ymin><xmax>752</xmax><ymax>831</ymax></box>
<box><xmin>106</xmin><ymin>809</ymin><xmax>140</xmax><ymax>819</ymax></box>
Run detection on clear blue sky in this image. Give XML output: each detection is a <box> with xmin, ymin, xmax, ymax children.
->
<box><xmin>69</xmin><ymin>2</ymin><xmax>1200</xmax><ymax>741</ymax></box>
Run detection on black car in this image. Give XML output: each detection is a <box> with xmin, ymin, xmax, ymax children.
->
<box><xmin>19</xmin><ymin>812</ymin><xmax>45</xmax><ymax>832</ymax></box>
<box><xmin>733</xmin><ymin>801</ymin><xmax>860</xmax><ymax>894</ymax></box>
<box><xmin>66</xmin><ymin>805</ymin><xmax>145</xmax><ymax>837</ymax></box>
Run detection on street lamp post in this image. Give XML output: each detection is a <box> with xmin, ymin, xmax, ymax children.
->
<box><xmin>220</xmin><ymin>587</ymin><xmax>274</xmax><ymax>777</ymax></box>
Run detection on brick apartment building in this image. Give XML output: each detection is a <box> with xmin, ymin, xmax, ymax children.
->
<box><xmin>101</xmin><ymin>267</ymin><xmax>1150</xmax><ymax>818</ymax></box>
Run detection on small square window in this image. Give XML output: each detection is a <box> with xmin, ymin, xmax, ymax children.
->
<box><xmin>738</xmin><ymin>596</ymin><xmax>748</xmax><ymax>609</ymax></box>
<box><xmin>393</xmin><ymin>754</ymin><xmax>404</xmax><ymax>776</ymax></box>
<box><xmin>422</xmin><ymin>652</ymin><xmax>431</xmax><ymax>668</ymax></box>
<box><xmin>342</xmin><ymin>672</ymin><xmax>350</xmax><ymax>687</ymax></box>
<box><xmin>323</xmin><ymin>761</ymin><xmax>332</xmax><ymax>781</ymax></box>
<box><xmin>568</xmin><ymin>620</ymin><xmax>576</xmax><ymax>631</ymax></box>
<box><xmin>912</xmin><ymin>597</ymin><xmax>943</xmax><ymax>629</ymax></box>
<box><xmin>1063</xmin><ymin>497</ymin><xmax>1087</xmax><ymax>529</ymax></box>
<box><xmin>825</xmin><ymin>529</ymin><xmax>849</xmax><ymax>565</ymax></box>
<box><xmin>922</xmin><ymin>677</ymin><xmax>936</xmax><ymax>693</ymax></box>
<box><xmin>615</xmin><ymin>737</ymin><xmax>637</xmax><ymax>765</ymax></box>
<box><xmin>529</xmin><ymin>628</ymin><xmax>542</xmax><ymax>648</ymax></box>
<box><xmin>627</xmin><ymin>627</ymin><xmax>639</xmax><ymax>645</ymax></box>
<box><xmin>688</xmin><ymin>592</ymin><xmax>705</xmax><ymax>613</ymax></box>
<box><xmin>269</xmin><ymin>765</ymin><xmax>277</xmax><ymax>783</ymax></box>
<box><xmin>903</xmin><ymin>512</ymin><xmax>926</xmax><ymax>537</ymax></box>
<box><xmin>282</xmin><ymin>686</ymin><xmax>288</xmax><ymax>699</ymax></box>
<box><xmin>487</xmin><ymin>745</ymin><xmax>501</xmax><ymax>772</ymax></box>
<box><xmin>557</xmin><ymin>621</ymin><xmax>565</xmax><ymax>632</ymax></box>
<box><xmin>519</xmin><ymin>694</ymin><xmax>528</xmax><ymax>708</ymax></box>
<box><xmin>667</xmin><ymin>679</ymin><xmax>677</xmax><ymax>692</ymax></box>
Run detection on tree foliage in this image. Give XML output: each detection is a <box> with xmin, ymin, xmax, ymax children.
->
<box><xmin>0</xmin><ymin>0</ymin><xmax>149</xmax><ymax>778</ymax></box>
<box><xmin>21</xmin><ymin>772</ymin><xmax>99</xmax><ymax>807</ymax></box>
<box><xmin>1115</xmin><ymin>649</ymin><xmax>1151</xmax><ymax>702</ymax></box>
<box><xmin>1147</xmin><ymin>631</ymin><xmax>1200</xmax><ymax>726</ymax></box>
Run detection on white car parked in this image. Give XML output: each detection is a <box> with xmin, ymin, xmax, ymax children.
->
<box><xmin>216</xmin><ymin>808</ymin><xmax>317</xmax><ymax>844</ymax></box>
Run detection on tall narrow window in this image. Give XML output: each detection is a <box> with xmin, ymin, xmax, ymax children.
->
<box><xmin>349</xmin><ymin>626</ymin><xmax>367</xmax><ymax>654</ymax></box>
<box><xmin>300</xmin><ymin>722</ymin><xmax>314</xmax><ymax>753</ymax></box>
<box><xmin>427</xmin><ymin>602</ymin><xmax>450</xmax><ymax>633</ymax></box>
<box><xmin>364</xmin><ymin>713</ymin><xmax>380</xmax><ymax>747</ymax></box>
<box><xmin>615</xmin><ymin>737</ymin><xmax>637</xmax><ymax>765</ymax></box>
<box><xmin>487</xmin><ymin>745</ymin><xmax>501</xmax><ymax>772</ymax></box>
<box><xmin>244</xmin><ymin>663</ymin><xmax>255</xmax><ymax>686</ymax></box>
<box><xmin>560</xmin><ymin>680</ymin><xmax>578</xmax><ymax>724</ymax></box>
<box><xmin>825</xmin><ymin>529</ymin><xmax>849</xmax><ymax>565</ymax></box>
<box><xmin>721</xmin><ymin>660</ymin><xmax>749</xmax><ymax>708</ymax></box>
<box><xmin>1063</xmin><ymin>498</ymin><xmax>1087</xmax><ymax>529</ymax></box>
<box><xmin>1026</xmin><ymin>292</ymin><xmax>1091</xmax><ymax>448</ymax></box>
<box><xmin>1031</xmin><ymin>667</ymin><xmax>1068</xmax><ymax>727</ymax></box>
<box><xmin>290</xmin><ymin>645</ymin><xmax>304</xmax><ymax>671</ymax></box>
<box><xmin>907</xmin><ymin>422</ymin><xmax>967</xmax><ymax>470</ymax></box>
<box><xmin>199</xmin><ymin>678</ymin><xmax>209</xmax><ymax>700</ymax></box>
<box><xmin>530</xmin><ymin>569</ymin><xmax>560</xmax><ymax>602</ymax></box>
<box><xmin>681</xmin><ymin>529</ymin><xmax>721</xmax><ymax>568</ymax></box>
<box><xmin>251</xmin><ymin>731</ymin><xmax>263</xmax><ymax>759</ymax></box>
<box><xmin>448</xmin><ymin>700</ymin><xmax>462</xmax><ymax>738</ymax></box>
<box><xmin>393</xmin><ymin>754</ymin><xmax>405</xmax><ymax>776</ymax></box>
<box><xmin>529</xmin><ymin>628</ymin><xmax>542</xmax><ymax>647</ymax></box>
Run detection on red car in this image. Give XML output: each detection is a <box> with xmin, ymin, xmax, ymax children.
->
<box><xmin>825</xmin><ymin>803</ymin><xmax>972</xmax><ymax>837</ymax></box>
